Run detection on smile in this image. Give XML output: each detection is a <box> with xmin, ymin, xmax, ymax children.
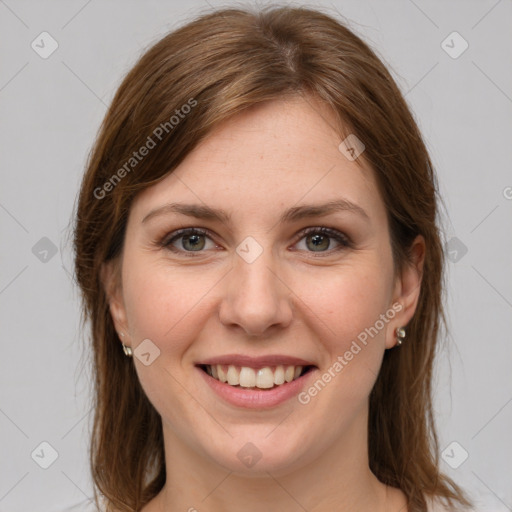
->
<box><xmin>195</xmin><ymin>355</ymin><xmax>318</xmax><ymax>409</ymax></box>
<box><xmin>199</xmin><ymin>364</ymin><xmax>314</xmax><ymax>390</ymax></box>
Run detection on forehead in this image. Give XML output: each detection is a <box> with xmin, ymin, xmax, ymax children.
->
<box><xmin>130</xmin><ymin>96</ymin><xmax>386</xmax><ymax>226</ymax></box>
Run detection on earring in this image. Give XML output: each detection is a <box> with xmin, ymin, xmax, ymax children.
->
<box><xmin>122</xmin><ymin>343</ymin><xmax>133</xmax><ymax>357</ymax></box>
<box><xmin>395</xmin><ymin>327</ymin><xmax>406</xmax><ymax>346</ymax></box>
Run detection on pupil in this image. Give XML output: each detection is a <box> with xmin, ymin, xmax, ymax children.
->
<box><xmin>184</xmin><ymin>234</ymin><xmax>205</xmax><ymax>251</ymax></box>
<box><xmin>308</xmin><ymin>234</ymin><xmax>329</xmax><ymax>251</ymax></box>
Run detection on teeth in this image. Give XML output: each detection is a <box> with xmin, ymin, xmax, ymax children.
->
<box><xmin>274</xmin><ymin>365</ymin><xmax>285</xmax><ymax>385</ymax></box>
<box><xmin>256</xmin><ymin>367</ymin><xmax>274</xmax><ymax>389</ymax></box>
<box><xmin>226</xmin><ymin>365</ymin><xmax>239</xmax><ymax>385</ymax></box>
<box><xmin>239</xmin><ymin>367</ymin><xmax>256</xmax><ymax>387</ymax></box>
<box><xmin>205</xmin><ymin>364</ymin><xmax>305</xmax><ymax>389</ymax></box>
<box><xmin>217</xmin><ymin>365</ymin><xmax>227</xmax><ymax>383</ymax></box>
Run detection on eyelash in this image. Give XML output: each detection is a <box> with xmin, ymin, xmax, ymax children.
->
<box><xmin>160</xmin><ymin>226</ymin><xmax>352</xmax><ymax>257</ymax></box>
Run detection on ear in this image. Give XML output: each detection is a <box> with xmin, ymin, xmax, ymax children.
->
<box><xmin>386</xmin><ymin>235</ymin><xmax>426</xmax><ymax>349</ymax></box>
<box><xmin>101</xmin><ymin>260</ymin><xmax>130</xmax><ymax>345</ymax></box>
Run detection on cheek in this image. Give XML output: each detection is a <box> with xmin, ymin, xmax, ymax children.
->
<box><xmin>295</xmin><ymin>259</ymin><xmax>394</xmax><ymax>413</ymax></box>
<box><xmin>300</xmin><ymin>261</ymin><xmax>392</xmax><ymax>348</ymax></box>
<box><xmin>124</xmin><ymin>272</ymin><xmax>172</xmax><ymax>343</ymax></box>
<box><xmin>291</xmin><ymin>263</ymin><xmax>392</xmax><ymax>432</ymax></box>
<box><xmin>120</xmin><ymin>256</ymin><xmax>215</xmax><ymax>428</ymax></box>
<box><xmin>121</xmin><ymin>257</ymin><xmax>211</xmax><ymax>352</ymax></box>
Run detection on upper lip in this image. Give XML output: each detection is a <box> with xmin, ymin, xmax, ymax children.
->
<box><xmin>197</xmin><ymin>354</ymin><xmax>317</xmax><ymax>369</ymax></box>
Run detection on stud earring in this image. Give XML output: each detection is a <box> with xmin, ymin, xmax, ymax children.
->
<box><xmin>122</xmin><ymin>343</ymin><xmax>133</xmax><ymax>357</ymax></box>
<box><xmin>395</xmin><ymin>327</ymin><xmax>406</xmax><ymax>346</ymax></box>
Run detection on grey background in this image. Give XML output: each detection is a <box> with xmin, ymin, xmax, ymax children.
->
<box><xmin>0</xmin><ymin>0</ymin><xmax>511</xmax><ymax>510</ymax></box>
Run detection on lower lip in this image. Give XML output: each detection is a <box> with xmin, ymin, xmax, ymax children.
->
<box><xmin>197</xmin><ymin>366</ymin><xmax>317</xmax><ymax>409</ymax></box>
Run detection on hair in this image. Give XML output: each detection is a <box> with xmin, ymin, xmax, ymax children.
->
<box><xmin>73</xmin><ymin>4</ymin><xmax>472</xmax><ymax>512</ymax></box>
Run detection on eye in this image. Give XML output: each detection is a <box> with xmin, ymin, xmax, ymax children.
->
<box><xmin>163</xmin><ymin>228</ymin><xmax>218</xmax><ymax>254</ymax></box>
<box><xmin>294</xmin><ymin>227</ymin><xmax>351</xmax><ymax>254</ymax></box>
<box><xmin>161</xmin><ymin>226</ymin><xmax>351</xmax><ymax>257</ymax></box>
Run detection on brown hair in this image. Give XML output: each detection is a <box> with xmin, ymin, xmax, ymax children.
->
<box><xmin>73</xmin><ymin>4</ymin><xmax>472</xmax><ymax>511</ymax></box>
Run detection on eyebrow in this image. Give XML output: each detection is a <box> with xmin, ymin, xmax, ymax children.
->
<box><xmin>141</xmin><ymin>199</ymin><xmax>369</xmax><ymax>225</ymax></box>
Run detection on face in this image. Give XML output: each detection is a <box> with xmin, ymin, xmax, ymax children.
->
<box><xmin>106</xmin><ymin>95</ymin><xmax>421</xmax><ymax>477</ymax></box>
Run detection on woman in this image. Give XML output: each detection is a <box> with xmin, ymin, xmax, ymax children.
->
<box><xmin>73</xmin><ymin>5</ymin><xmax>473</xmax><ymax>512</ymax></box>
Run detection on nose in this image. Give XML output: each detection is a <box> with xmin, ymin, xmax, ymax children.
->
<box><xmin>218</xmin><ymin>246</ymin><xmax>293</xmax><ymax>337</ymax></box>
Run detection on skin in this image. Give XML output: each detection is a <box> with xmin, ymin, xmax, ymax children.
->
<box><xmin>104</xmin><ymin>95</ymin><xmax>425</xmax><ymax>512</ymax></box>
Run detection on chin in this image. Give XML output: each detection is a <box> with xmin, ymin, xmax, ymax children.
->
<box><xmin>198</xmin><ymin>427</ymin><xmax>313</xmax><ymax>476</ymax></box>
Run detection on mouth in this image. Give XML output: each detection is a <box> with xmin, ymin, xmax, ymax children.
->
<box><xmin>197</xmin><ymin>363</ymin><xmax>316</xmax><ymax>390</ymax></box>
